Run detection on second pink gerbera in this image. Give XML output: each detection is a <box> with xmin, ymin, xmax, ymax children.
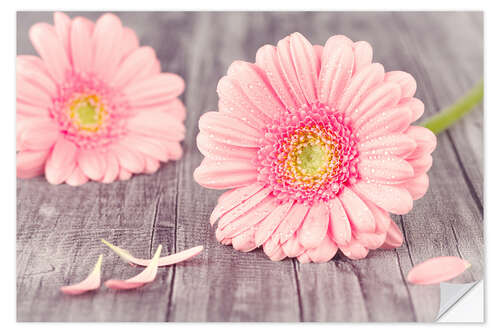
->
<box><xmin>194</xmin><ymin>33</ymin><xmax>437</xmax><ymax>262</ymax></box>
<box><xmin>17</xmin><ymin>12</ymin><xmax>186</xmax><ymax>185</ymax></box>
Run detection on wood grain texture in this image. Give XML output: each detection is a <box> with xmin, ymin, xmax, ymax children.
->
<box><xmin>16</xmin><ymin>11</ymin><xmax>483</xmax><ymax>322</ymax></box>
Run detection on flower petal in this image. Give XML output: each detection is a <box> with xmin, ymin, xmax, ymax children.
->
<box><xmin>380</xmin><ymin>219</ymin><xmax>404</xmax><ymax>249</ymax></box>
<box><xmin>353</xmin><ymin>181</ymin><xmax>413</xmax><ymax>215</ymax></box>
<box><xmin>16</xmin><ymin>115</ymin><xmax>26</xmax><ymax>149</ymax></box>
<box><xmin>351</xmin><ymin>82</ymin><xmax>402</xmax><ymax>127</ymax></box>
<box><xmin>313</xmin><ymin>45</ymin><xmax>323</xmax><ymax>67</ymax></box>
<box><xmin>217</xmin><ymin>186</ymin><xmax>272</xmax><ymax>230</ymax></box>
<box><xmin>407</xmin><ymin>256</ymin><xmax>470</xmax><ymax>285</ymax></box>
<box><xmin>128</xmin><ymin>110</ymin><xmax>185</xmax><ymax>142</ymax></box>
<box><xmin>282</xmin><ymin>233</ymin><xmax>305</xmax><ymax>258</ymax></box>
<box><xmin>405</xmin><ymin>126</ymin><xmax>437</xmax><ymax>160</ymax></box>
<box><xmin>365</xmin><ymin>200</ymin><xmax>391</xmax><ymax>233</ymax></box>
<box><xmin>218</xmin><ymin>188</ymin><xmax>236</xmax><ymax>203</ymax></box>
<box><xmin>18</xmin><ymin>118</ymin><xmax>59</xmax><ymax>151</ymax></box>
<box><xmin>339</xmin><ymin>240</ymin><xmax>369</xmax><ymax>260</ymax></box>
<box><xmin>318</xmin><ymin>36</ymin><xmax>354</xmax><ymax>108</ymax></box>
<box><xmin>111</xmin><ymin>46</ymin><xmax>159</xmax><ymax>89</ymax></box>
<box><xmin>352</xmin><ymin>41</ymin><xmax>373</xmax><ymax>74</ymax></box>
<box><xmin>217</xmin><ymin>196</ymin><xmax>277</xmax><ymax>240</ymax></box>
<box><xmin>298</xmin><ymin>201</ymin><xmax>330</xmax><ymax>249</ymax></box>
<box><xmin>358</xmin><ymin>156</ymin><xmax>414</xmax><ymax>183</ymax></box>
<box><xmin>69</xmin><ymin>17</ymin><xmax>94</xmax><ymax>74</ymax></box>
<box><xmin>101</xmin><ymin>240</ymin><xmax>203</xmax><ymax>267</ymax></box>
<box><xmin>112</xmin><ymin>143</ymin><xmax>145</xmax><ymax>174</ymax></box>
<box><xmin>255</xmin><ymin>200</ymin><xmax>294</xmax><ymax>246</ymax></box>
<box><xmin>92</xmin><ymin>13</ymin><xmax>124</xmax><ymax>82</ymax></box>
<box><xmin>17</xmin><ymin>150</ymin><xmax>50</xmax><ymax>179</ymax></box>
<box><xmin>268</xmin><ymin>246</ymin><xmax>287</xmax><ymax>261</ymax></box>
<box><xmin>289</xmin><ymin>32</ymin><xmax>319</xmax><ymax>104</ymax></box>
<box><xmin>45</xmin><ymin>138</ymin><xmax>77</xmax><ymax>185</ymax></box>
<box><xmin>306</xmin><ymin>235</ymin><xmax>338</xmax><ymax>263</ymax></box>
<box><xmin>196</xmin><ymin>132</ymin><xmax>258</xmax><ymax>162</ymax></box>
<box><xmin>163</xmin><ymin>98</ymin><xmax>186</xmax><ymax>122</ymax></box>
<box><xmin>210</xmin><ymin>183</ymin><xmax>265</xmax><ymax>225</ymax></box>
<box><xmin>198</xmin><ymin>111</ymin><xmax>262</xmax><ymax>148</ymax></box>
<box><xmin>217</xmin><ymin>76</ymin><xmax>270</xmax><ymax>129</ymax></box>
<box><xmin>322</xmin><ymin>35</ymin><xmax>353</xmax><ymax>55</ymax></box>
<box><xmin>355</xmin><ymin>106</ymin><xmax>412</xmax><ymax>140</ymax></box>
<box><xmin>385</xmin><ymin>71</ymin><xmax>417</xmax><ymax>99</ymax></box>
<box><xmin>123</xmin><ymin>73</ymin><xmax>185</xmax><ymax>107</ymax></box>
<box><xmin>339</xmin><ymin>63</ymin><xmax>385</xmax><ymax>115</ymax></box>
<box><xmin>275</xmin><ymin>202</ymin><xmax>310</xmax><ymax>243</ymax></box>
<box><xmin>120</xmin><ymin>27</ymin><xmax>140</xmax><ymax>61</ymax></box>
<box><xmin>232</xmin><ymin>228</ymin><xmax>257</xmax><ymax>252</ymax></box>
<box><xmin>121</xmin><ymin>134</ymin><xmax>169</xmax><ymax>162</ymax></box>
<box><xmin>338</xmin><ymin>187</ymin><xmax>375</xmax><ymax>233</ymax></box>
<box><xmin>358</xmin><ymin>134</ymin><xmax>417</xmax><ymax>159</ymax></box>
<box><xmin>119</xmin><ymin>168</ymin><xmax>132</xmax><ymax>181</ymax></box>
<box><xmin>327</xmin><ymin>197</ymin><xmax>352</xmax><ymax>246</ymax></box>
<box><xmin>143</xmin><ymin>156</ymin><xmax>161</xmax><ymax>174</ymax></box>
<box><xmin>403</xmin><ymin>173</ymin><xmax>430</xmax><ymax>200</ymax></box>
<box><xmin>276</xmin><ymin>35</ymin><xmax>310</xmax><ymax>106</ymax></box>
<box><xmin>256</xmin><ymin>44</ymin><xmax>300</xmax><ymax>112</ymax></box>
<box><xmin>262</xmin><ymin>232</ymin><xmax>282</xmax><ymax>259</ymax></box>
<box><xmin>53</xmin><ymin>12</ymin><xmax>72</xmax><ymax>62</ymax></box>
<box><xmin>29</xmin><ymin>23</ymin><xmax>70</xmax><ymax>83</ymax></box>
<box><xmin>227</xmin><ymin>61</ymin><xmax>285</xmax><ymax>120</ymax></box>
<box><xmin>61</xmin><ymin>255</ymin><xmax>102</xmax><ymax>295</ymax></box>
<box><xmin>66</xmin><ymin>166</ymin><xmax>89</xmax><ymax>186</ymax></box>
<box><xmin>167</xmin><ymin>142</ymin><xmax>183</xmax><ymax>160</ymax></box>
<box><xmin>17</xmin><ymin>101</ymin><xmax>50</xmax><ymax>118</ymax></box>
<box><xmin>297</xmin><ymin>252</ymin><xmax>312</xmax><ymax>263</ymax></box>
<box><xmin>105</xmin><ymin>245</ymin><xmax>162</xmax><ymax>290</ymax></box>
<box><xmin>16</xmin><ymin>77</ymin><xmax>53</xmax><ymax>109</ymax></box>
<box><xmin>408</xmin><ymin>154</ymin><xmax>433</xmax><ymax>176</ymax></box>
<box><xmin>194</xmin><ymin>158</ymin><xmax>258</xmax><ymax>190</ymax></box>
<box><xmin>355</xmin><ymin>232</ymin><xmax>386</xmax><ymax>250</ymax></box>
<box><xmin>399</xmin><ymin>97</ymin><xmax>425</xmax><ymax>122</ymax></box>
<box><xmin>77</xmin><ymin>149</ymin><xmax>107</xmax><ymax>181</ymax></box>
<box><xmin>17</xmin><ymin>55</ymin><xmax>57</xmax><ymax>101</ymax></box>
<box><xmin>101</xmin><ymin>152</ymin><xmax>119</xmax><ymax>184</ymax></box>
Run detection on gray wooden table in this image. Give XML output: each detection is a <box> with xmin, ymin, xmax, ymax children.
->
<box><xmin>16</xmin><ymin>11</ymin><xmax>483</xmax><ymax>322</ymax></box>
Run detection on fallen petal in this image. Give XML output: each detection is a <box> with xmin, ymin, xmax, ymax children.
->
<box><xmin>60</xmin><ymin>254</ymin><xmax>103</xmax><ymax>295</ymax></box>
<box><xmin>407</xmin><ymin>256</ymin><xmax>471</xmax><ymax>285</ymax></box>
<box><xmin>101</xmin><ymin>239</ymin><xmax>203</xmax><ymax>267</ymax></box>
<box><xmin>105</xmin><ymin>245</ymin><xmax>162</xmax><ymax>290</ymax></box>
<box><xmin>104</xmin><ymin>280</ymin><xmax>145</xmax><ymax>290</ymax></box>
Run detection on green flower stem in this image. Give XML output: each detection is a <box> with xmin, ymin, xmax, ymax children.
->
<box><xmin>420</xmin><ymin>80</ymin><xmax>484</xmax><ymax>135</ymax></box>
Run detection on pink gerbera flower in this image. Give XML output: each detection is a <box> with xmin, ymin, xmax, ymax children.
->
<box><xmin>17</xmin><ymin>12</ymin><xmax>186</xmax><ymax>185</ymax></box>
<box><xmin>194</xmin><ymin>33</ymin><xmax>437</xmax><ymax>263</ymax></box>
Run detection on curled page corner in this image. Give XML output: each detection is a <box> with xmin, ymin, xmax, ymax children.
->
<box><xmin>436</xmin><ymin>280</ymin><xmax>482</xmax><ymax>321</ymax></box>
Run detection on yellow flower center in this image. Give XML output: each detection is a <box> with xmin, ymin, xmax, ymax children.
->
<box><xmin>297</xmin><ymin>143</ymin><xmax>329</xmax><ymax>176</ymax></box>
<box><xmin>278</xmin><ymin>127</ymin><xmax>342</xmax><ymax>190</ymax></box>
<box><xmin>68</xmin><ymin>94</ymin><xmax>108</xmax><ymax>133</ymax></box>
<box><xmin>256</xmin><ymin>103</ymin><xmax>361</xmax><ymax>203</ymax></box>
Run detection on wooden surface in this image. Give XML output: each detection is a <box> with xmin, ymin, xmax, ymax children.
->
<box><xmin>16</xmin><ymin>11</ymin><xmax>484</xmax><ymax>322</ymax></box>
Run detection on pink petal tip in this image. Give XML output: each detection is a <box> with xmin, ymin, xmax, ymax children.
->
<box><xmin>60</xmin><ymin>254</ymin><xmax>103</xmax><ymax>295</ymax></box>
<box><xmin>105</xmin><ymin>245</ymin><xmax>162</xmax><ymax>290</ymax></box>
<box><xmin>101</xmin><ymin>239</ymin><xmax>203</xmax><ymax>267</ymax></box>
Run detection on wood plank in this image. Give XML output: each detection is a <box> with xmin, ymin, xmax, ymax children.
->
<box><xmin>389</xmin><ymin>12</ymin><xmax>484</xmax><ymax>283</ymax></box>
<box><xmin>289</xmin><ymin>11</ymin><xmax>483</xmax><ymax>322</ymax></box>
<box><xmin>16</xmin><ymin>11</ymin><xmax>184</xmax><ymax>321</ymax></box>
<box><xmin>290</xmin><ymin>11</ymin><xmax>432</xmax><ymax>322</ymax></box>
<box><xmin>166</xmin><ymin>12</ymin><xmax>301</xmax><ymax>322</ymax></box>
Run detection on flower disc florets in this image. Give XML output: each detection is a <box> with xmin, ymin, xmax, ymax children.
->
<box><xmin>50</xmin><ymin>71</ymin><xmax>129</xmax><ymax>149</ymax></box>
<box><xmin>256</xmin><ymin>103</ymin><xmax>360</xmax><ymax>204</ymax></box>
